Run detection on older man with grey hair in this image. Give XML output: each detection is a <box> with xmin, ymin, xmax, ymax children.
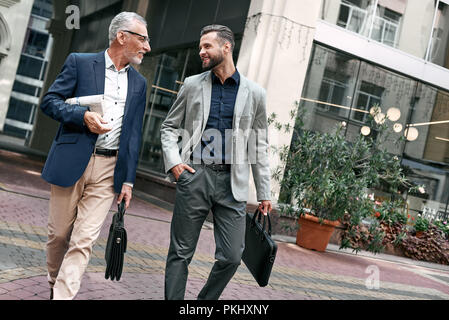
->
<box><xmin>40</xmin><ymin>11</ymin><xmax>150</xmax><ymax>299</ymax></box>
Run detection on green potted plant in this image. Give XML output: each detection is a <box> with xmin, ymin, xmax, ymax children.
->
<box><xmin>270</xmin><ymin>103</ymin><xmax>421</xmax><ymax>253</ymax></box>
<box><xmin>433</xmin><ymin>220</ymin><xmax>449</xmax><ymax>240</ymax></box>
<box><xmin>414</xmin><ymin>215</ymin><xmax>429</xmax><ymax>238</ymax></box>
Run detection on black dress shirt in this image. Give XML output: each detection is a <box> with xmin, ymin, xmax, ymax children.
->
<box><xmin>192</xmin><ymin>70</ymin><xmax>240</xmax><ymax>164</ymax></box>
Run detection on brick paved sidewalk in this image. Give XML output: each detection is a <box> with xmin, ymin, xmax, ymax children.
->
<box><xmin>1</xmin><ymin>148</ymin><xmax>449</xmax><ymax>301</ymax></box>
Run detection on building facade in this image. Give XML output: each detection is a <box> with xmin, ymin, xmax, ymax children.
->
<box><xmin>0</xmin><ymin>0</ymin><xmax>34</xmax><ymax>139</ymax></box>
<box><xmin>2</xmin><ymin>0</ymin><xmax>53</xmax><ymax>144</ymax></box>
<box><xmin>306</xmin><ymin>0</ymin><xmax>449</xmax><ymax>221</ymax></box>
<box><xmin>8</xmin><ymin>0</ymin><xmax>449</xmax><ymax>220</ymax></box>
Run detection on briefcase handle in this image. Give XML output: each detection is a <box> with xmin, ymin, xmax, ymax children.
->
<box><xmin>117</xmin><ymin>200</ymin><xmax>126</xmax><ymax>221</ymax></box>
<box><xmin>252</xmin><ymin>208</ymin><xmax>272</xmax><ymax>236</ymax></box>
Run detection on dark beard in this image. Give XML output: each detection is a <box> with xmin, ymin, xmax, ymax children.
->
<box><xmin>202</xmin><ymin>54</ymin><xmax>224</xmax><ymax>71</ymax></box>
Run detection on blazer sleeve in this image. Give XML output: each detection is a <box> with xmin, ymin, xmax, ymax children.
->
<box><xmin>160</xmin><ymin>79</ymin><xmax>188</xmax><ymax>174</ymax></box>
<box><xmin>251</xmin><ymin>87</ymin><xmax>271</xmax><ymax>201</ymax></box>
<box><xmin>40</xmin><ymin>53</ymin><xmax>88</xmax><ymax>128</ymax></box>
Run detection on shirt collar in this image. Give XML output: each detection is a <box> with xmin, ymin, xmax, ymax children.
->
<box><xmin>105</xmin><ymin>49</ymin><xmax>130</xmax><ymax>72</ymax></box>
<box><xmin>211</xmin><ymin>69</ymin><xmax>240</xmax><ymax>85</ymax></box>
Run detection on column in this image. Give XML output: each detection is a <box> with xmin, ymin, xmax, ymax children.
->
<box><xmin>236</xmin><ymin>0</ymin><xmax>321</xmax><ymax>204</ymax></box>
<box><xmin>0</xmin><ymin>0</ymin><xmax>33</xmax><ymax>133</ymax></box>
<box><xmin>29</xmin><ymin>0</ymin><xmax>74</xmax><ymax>152</ymax></box>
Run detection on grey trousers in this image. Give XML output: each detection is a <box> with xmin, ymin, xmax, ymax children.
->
<box><xmin>164</xmin><ymin>164</ymin><xmax>247</xmax><ymax>300</ymax></box>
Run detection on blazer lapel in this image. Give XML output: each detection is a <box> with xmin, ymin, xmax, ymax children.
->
<box><xmin>124</xmin><ymin>68</ymin><xmax>135</xmax><ymax>119</ymax></box>
<box><xmin>93</xmin><ymin>51</ymin><xmax>105</xmax><ymax>95</ymax></box>
<box><xmin>233</xmin><ymin>76</ymin><xmax>249</xmax><ymax>128</ymax></box>
<box><xmin>201</xmin><ymin>72</ymin><xmax>212</xmax><ymax>132</ymax></box>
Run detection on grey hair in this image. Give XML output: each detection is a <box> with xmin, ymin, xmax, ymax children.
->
<box><xmin>200</xmin><ymin>24</ymin><xmax>235</xmax><ymax>51</ymax></box>
<box><xmin>109</xmin><ymin>12</ymin><xmax>147</xmax><ymax>45</ymax></box>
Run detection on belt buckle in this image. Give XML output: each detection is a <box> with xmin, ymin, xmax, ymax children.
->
<box><xmin>94</xmin><ymin>147</ymin><xmax>105</xmax><ymax>155</ymax></box>
<box><xmin>94</xmin><ymin>148</ymin><xmax>116</xmax><ymax>157</ymax></box>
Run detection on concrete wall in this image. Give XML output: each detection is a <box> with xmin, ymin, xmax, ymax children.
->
<box><xmin>237</xmin><ymin>0</ymin><xmax>321</xmax><ymax>204</ymax></box>
<box><xmin>0</xmin><ymin>0</ymin><xmax>34</xmax><ymax>131</ymax></box>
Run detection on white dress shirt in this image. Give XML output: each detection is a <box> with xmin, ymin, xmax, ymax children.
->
<box><xmin>96</xmin><ymin>50</ymin><xmax>133</xmax><ymax>188</ymax></box>
<box><xmin>96</xmin><ymin>49</ymin><xmax>129</xmax><ymax>150</ymax></box>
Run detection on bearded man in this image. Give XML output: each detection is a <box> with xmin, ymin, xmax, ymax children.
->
<box><xmin>160</xmin><ymin>24</ymin><xmax>271</xmax><ymax>300</ymax></box>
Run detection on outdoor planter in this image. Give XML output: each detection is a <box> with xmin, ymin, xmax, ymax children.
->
<box><xmin>415</xmin><ymin>231</ymin><xmax>424</xmax><ymax>238</ymax></box>
<box><xmin>270</xmin><ymin>104</ymin><xmax>423</xmax><ymax>255</ymax></box>
<box><xmin>296</xmin><ymin>213</ymin><xmax>340</xmax><ymax>252</ymax></box>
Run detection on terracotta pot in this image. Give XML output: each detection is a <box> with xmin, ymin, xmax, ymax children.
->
<box><xmin>296</xmin><ymin>213</ymin><xmax>340</xmax><ymax>252</ymax></box>
<box><xmin>415</xmin><ymin>231</ymin><xmax>424</xmax><ymax>238</ymax></box>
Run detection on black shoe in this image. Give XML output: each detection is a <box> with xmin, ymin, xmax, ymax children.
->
<box><xmin>50</xmin><ymin>288</ymin><xmax>53</xmax><ymax>300</ymax></box>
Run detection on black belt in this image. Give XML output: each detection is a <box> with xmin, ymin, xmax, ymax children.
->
<box><xmin>203</xmin><ymin>163</ymin><xmax>231</xmax><ymax>171</ymax></box>
<box><xmin>94</xmin><ymin>148</ymin><xmax>118</xmax><ymax>157</ymax></box>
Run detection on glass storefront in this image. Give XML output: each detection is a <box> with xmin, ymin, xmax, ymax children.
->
<box><xmin>138</xmin><ymin>48</ymin><xmax>202</xmax><ymax>174</ymax></box>
<box><xmin>321</xmin><ymin>0</ymin><xmax>449</xmax><ymax>70</ymax></box>
<box><xmin>298</xmin><ymin>42</ymin><xmax>449</xmax><ymax>221</ymax></box>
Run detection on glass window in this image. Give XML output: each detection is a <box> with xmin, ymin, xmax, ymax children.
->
<box><xmin>404</xmin><ymin>84</ymin><xmax>449</xmax><ymax>164</ymax></box>
<box><xmin>6</xmin><ymin>98</ymin><xmax>35</xmax><ymax>123</ymax></box>
<box><xmin>427</xmin><ymin>1</ymin><xmax>449</xmax><ymax>69</ymax></box>
<box><xmin>24</xmin><ymin>29</ymin><xmax>49</xmax><ymax>58</ymax></box>
<box><xmin>321</xmin><ymin>0</ymin><xmax>437</xmax><ymax>62</ymax></box>
<box><xmin>345</xmin><ymin>60</ymin><xmax>416</xmax><ymax>157</ymax></box>
<box><xmin>4</xmin><ymin>96</ymin><xmax>37</xmax><ymax>141</ymax></box>
<box><xmin>3</xmin><ymin>124</ymin><xmax>28</xmax><ymax>140</ymax></box>
<box><xmin>138</xmin><ymin>49</ymin><xmax>200</xmax><ymax>173</ymax></box>
<box><xmin>12</xmin><ymin>81</ymin><xmax>39</xmax><ymax>96</ymax></box>
<box><xmin>352</xmin><ymin>80</ymin><xmax>383</xmax><ymax>122</ymax></box>
<box><xmin>298</xmin><ymin>43</ymin><xmax>449</xmax><ymax>220</ymax></box>
<box><xmin>318</xmin><ymin>74</ymin><xmax>349</xmax><ymax>117</ymax></box>
<box><xmin>371</xmin><ymin>5</ymin><xmax>402</xmax><ymax>47</ymax></box>
<box><xmin>298</xmin><ymin>44</ymin><xmax>360</xmax><ymax>134</ymax></box>
<box><xmin>324</xmin><ymin>0</ymin><xmax>383</xmax><ymax>38</ymax></box>
<box><xmin>16</xmin><ymin>54</ymin><xmax>46</xmax><ymax>80</ymax></box>
<box><xmin>402</xmin><ymin>85</ymin><xmax>449</xmax><ymax>221</ymax></box>
<box><xmin>32</xmin><ymin>0</ymin><xmax>53</xmax><ymax>19</ymax></box>
<box><xmin>337</xmin><ymin>0</ymin><xmax>372</xmax><ymax>34</ymax></box>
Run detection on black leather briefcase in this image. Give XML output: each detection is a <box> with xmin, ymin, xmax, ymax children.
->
<box><xmin>242</xmin><ymin>208</ymin><xmax>278</xmax><ymax>287</ymax></box>
<box><xmin>105</xmin><ymin>200</ymin><xmax>127</xmax><ymax>281</ymax></box>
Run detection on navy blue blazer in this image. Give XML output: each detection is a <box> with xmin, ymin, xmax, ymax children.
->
<box><xmin>40</xmin><ymin>51</ymin><xmax>147</xmax><ymax>194</ymax></box>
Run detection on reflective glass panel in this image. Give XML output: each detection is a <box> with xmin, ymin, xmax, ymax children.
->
<box><xmin>298</xmin><ymin>44</ymin><xmax>360</xmax><ymax>134</ymax></box>
<box><xmin>427</xmin><ymin>1</ymin><xmax>449</xmax><ymax>69</ymax></box>
<box><xmin>298</xmin><ymin>43</ymin><xmax>449</xmax><ymax>221</ymax></box>
<box><xmin>346</xmin><ymin>61</ymin><xmax>416</xmax><ymax>155</ymax></box>
<box><xmin>402</xmin><ymin>83</ymin><xmax>449</xmax><ymax>222</ymax></box>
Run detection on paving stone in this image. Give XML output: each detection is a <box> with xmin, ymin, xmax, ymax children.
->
<box><xmin>1</xmin><ymin>149</ymin><xmax>449</xmax><ymax>301</ymax></box>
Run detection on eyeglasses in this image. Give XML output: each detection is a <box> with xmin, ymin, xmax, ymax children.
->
<box><xmin>122</xmin><ymin>30</ymin><xmax>150</xmax><ymax>44</ymax></box>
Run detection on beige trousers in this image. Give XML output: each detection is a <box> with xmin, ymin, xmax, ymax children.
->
<box><xmin>46</xmin><ymin>154</ymin><xmax>117</xmax><ymax>300</ymax></box>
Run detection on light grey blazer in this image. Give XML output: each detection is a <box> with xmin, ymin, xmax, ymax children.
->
<box><xmin>160</xmin><ymin>70</ymin><xmax>271</xmax><ymax>202</ymax></box>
